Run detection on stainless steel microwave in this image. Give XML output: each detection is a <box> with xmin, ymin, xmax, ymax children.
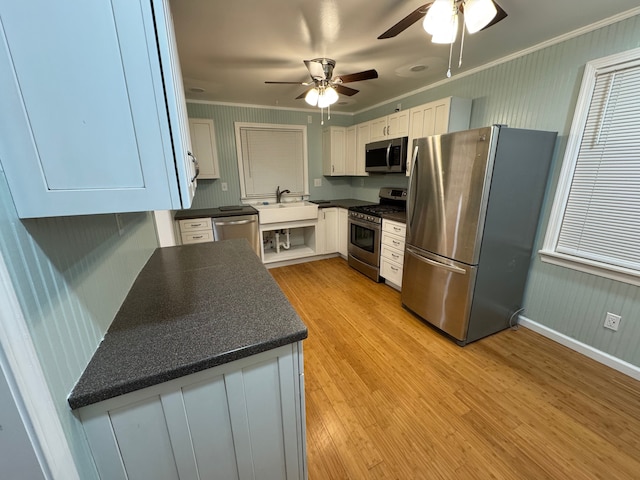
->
<box><xmin>365</xmin><ymin>137</ymin><xmax>408</xmax><ymax>173</ymax></box>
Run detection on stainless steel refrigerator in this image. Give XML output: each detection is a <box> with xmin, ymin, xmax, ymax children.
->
<box><xmin>402</xmin><ymin>125</ymin><xmax>557</xmax><ymax>345</ymax></box>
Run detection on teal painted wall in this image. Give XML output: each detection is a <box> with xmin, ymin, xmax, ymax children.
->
<box><xmin>185</xmin><ymin>103</ymin><xmax>355</xmax><ymax>207</ymax></box>
<box><xmin>0</xmin><ymin>170</ymin><xmax>158</xmax><ymax>479</ymax></box>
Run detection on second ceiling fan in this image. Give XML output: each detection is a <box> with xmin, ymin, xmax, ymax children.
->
<box><xmin>378</xmin><ymin>0</ymin><xmax>508</xmax><ymax>77</ymax></box>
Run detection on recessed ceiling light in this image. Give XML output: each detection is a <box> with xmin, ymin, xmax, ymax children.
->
<box><xmin>188</xmin><ymin>87</ymin><xmax>205</xmax><ymax>93</ymax></box>
<box><xmin>410</xmin><ymin>65</ymin><xmax>427</xmax><ymax>72</ymax></box>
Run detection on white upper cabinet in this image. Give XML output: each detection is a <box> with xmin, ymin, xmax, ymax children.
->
<box><xmin>322</xmin><ymin>126</ymin><xmax>346</xmax><ymax>176</ymax></box>
<box><xmin>0</xmin><ymin>0</ymin><xmax>196</xmax><ymax>218</ymax></box>
<box><xmin>355</xmin><ymin>122</ymin><xmax>371</xmax><ymax>177</ymax></box>
<box><xmin>344</xmin><ymin>126</ymin><xmax>357</xmax><ymax>176</ymax></box>
<box><xmin>369</xmin><ymin>110</ymin><xmax>410</xmax><ymax>142</ymax></box>
<box><xmin>406</xmin><ymin>97</ymin><xmax>472</xmax><ymax>176</ymax></box>
<box><xmin>188</xmin><ymin>118</ymin><xmax>220</xmax><ymax>179</ymax></box>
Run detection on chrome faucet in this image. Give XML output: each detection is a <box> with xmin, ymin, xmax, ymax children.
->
<box><xmin>276</xmin><ymin>186</ymin><xmax>290</xmax><ymax>203</ymax></box>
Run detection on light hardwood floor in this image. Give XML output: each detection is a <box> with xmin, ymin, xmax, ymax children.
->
<box><xmin>270</xmin><ymin>257</ymin><xmax>640</xmax><ymax>480</ymax></box>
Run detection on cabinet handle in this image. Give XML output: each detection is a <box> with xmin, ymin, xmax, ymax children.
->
<box><xmin>390</xmin><ymin>265</ymin><xmax>399</xmax><ymax>272</ymax></box>
<box><xmin>192</xmin><ymin>235</ymin><xmax>203</xmax><ymax>239</ymax></box>
<box><xmin>190</xmin><ymin>223</ymin><xmax>203</xmax><ymax>227</ymax></box>
<box><xmin>392</xmin><ymin>253</ymin><xmax>399</xmax><ymax>259</ymax></box>
<box><xmin>188</xmin><ymin>151</ymin><xmax>199</xmax><ymax>182</ymax></box>
<box><xmin>332</xmin><ymin>165</ymin><xmax>335</xmax><ymax>173</ymax></box>
<box><xmin>392</xmin><ymin>240</ymin><xmax>400</xmax><ymax>246</ymax></box>
<box><xmin>393</xmin><ymin>226</ymin><xmax>401</xmax><ymax>232</ymax></box>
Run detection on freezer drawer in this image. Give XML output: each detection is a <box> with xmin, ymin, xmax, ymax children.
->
<box><xmin>401</xmin><ymin>247</ymin><xmax>477</xmax><ymax>342</ymax></box>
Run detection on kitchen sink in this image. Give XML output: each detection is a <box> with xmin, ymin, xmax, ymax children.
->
<box><xmin>254</xmin><ymin>201</ymin><xmax>318</xmax><ymax>224</ymax></box>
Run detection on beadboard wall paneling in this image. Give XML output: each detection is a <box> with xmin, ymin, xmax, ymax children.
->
<box><xmin>0</xmin><ymin>172</ymin><xmax>158</xmax><ymax>479</ymax></box>
<box><xmin>186</xmin><ymin>103</ymin><xmax>354</xmax><ymax>208</ymax></box>
<box><xmin>352</xmin><ymin>14</ymin><xmax>640</xmax><ymax>365</ymax></box>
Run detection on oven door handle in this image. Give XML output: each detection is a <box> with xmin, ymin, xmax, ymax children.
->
<box><xmin>348</xmin><ymin>216</ymin><xmax>381</xmax><ymax>231</ymax></box>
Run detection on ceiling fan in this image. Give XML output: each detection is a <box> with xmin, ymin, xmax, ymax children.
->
<box><xmin>265</xmin><ymin>58</ymin><xmax>378</xmax><ymax>107</ymax></box>
<box><xmin>378</xmin><ymin>0</ymin><xmax>508</xmax><ymax>77</ymax></box>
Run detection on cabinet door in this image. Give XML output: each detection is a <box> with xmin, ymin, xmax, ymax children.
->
<box><xmin>356</xmin><ymin>122</ymin><xmax>371</xmax><ymax>176</ymax></box>
<box><xmin>322</xmin><ymin>127</ymin><xmax>345</xmax><ymax>176</ymax></box>
<box><xmin>189</xmin><ymin>118</ymin><xmax>220</xmax><ymax>179</ymax></box>
<box><xmin>345</xmin><ymin>126</ymin><xmax>357</xmax><ymax>176</ymax></box>
<box><xmin>388</xmin><ymin>111</ymin><xmax>409</xmax><ymax>138</ymax></box>
<box><xmin>322</xmin><ymin>208</ymin><xmax>338</xmax><ymax>254</ymax></box>
<box><xmin>0</xmin><ymin>0</ymin><xmax>194</xmax><ymax>218</ymax></box>
<box><xmin>369</xmin><ymin>117</ymin><xmax>388</xmax><ymax>142</ymax></box>
<box><xmin>337</xmin><ymin>208</ymin><xmax>348</xmax><ymax>257</ymax></box>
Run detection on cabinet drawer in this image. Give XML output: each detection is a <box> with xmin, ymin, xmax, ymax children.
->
<box><xmin>382</xmin><ymin>233</ymin><xmax>405</xmax><ymax>252</ymax></box>
<box><xmin>382</xmin><ymin>220</ymin><xmax>406</xmax><ymax>237</ymax></box>
<box><xmin>380</xmin><ymin>258</ymin><xmax>403</xmax><ymax>287</ymax></box>
<box><xmin>381</xmin><ymin>244</ymin><xmax>404</xmax><ymax>264</ymax></box>
<box><xmin>181</xmin><ymin>230</ymin><xmax>214</xmax><ymax>244</ymax></box>
<box><xmin>179</xmin><ymin>217</ymin><xmax>212</xmax><ymax>232</ymax></box>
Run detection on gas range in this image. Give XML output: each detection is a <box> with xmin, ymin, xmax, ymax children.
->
<box><xmin>348</xmin><ymin>187</ymin><xmax>407</xmax><ymax>224</ymax></box>
<box><xmin>347</xmin><ymin>187</ymin><xmax>407</xmax><ymax>282</ymax></box>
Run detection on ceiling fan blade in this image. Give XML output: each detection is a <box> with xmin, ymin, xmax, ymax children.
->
<box><xmin>304</xmin><ymin>59</ymin><xmax>327</xmax><ymax>80</ymax></box>
<box><xmin>378</xmin><ymin>3</ymin><xmax>431</xmax><ymax>39</ymax></box>
<box><xmin>333</xmin><ymin>84</ymin><xmax>359</xmax><ymax>97</ymax></box>
<box><xmin>479</xmin><ymin>1</ymin><xmax>508</xmax><ymax>31</ymax></box>
<box><xmin>335</xmin><ymin>69</ymin><xmax>379</xmax><ymax>83</ymax></box>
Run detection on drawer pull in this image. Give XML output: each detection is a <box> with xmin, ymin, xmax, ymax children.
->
<box><xmin>393</xmin><ymin>226</ymin><xmax>401</xmax><ymax>232</ymax></box>
<box><xmin>392</xmin><ymin>240</ymin><xmax>401</xmax><ymax>246</ymax></box>
<box><xmin>391</xmin><ymin>253</ymin><xmax>399</xmax><ymax>259</ymax></box>
<box><xmin>390</xmin><ymin>265</ymin><xmax>399</xmax><ymax>272</ymax></box>
<box><xmin>192</xmin><ymin>235</ymin><xmax>203</xmax><ymax>239</ymax></box>
<box><xmin>190</xmin><ymin>223</ymin><xmax>203</xmax><ymax>227</ymax></box>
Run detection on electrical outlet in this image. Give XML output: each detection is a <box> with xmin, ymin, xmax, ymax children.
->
<box><xmin>221</xmin><ymin>182</ymin><xmax>228</xmax><ymax>191</ymax></box>
<box><xmin>604</xmin><ymin>312</ymin><xmax>621</xmax><ymax>331</ymax></box>
<box><xmin>314</xmin><ymin>178</ymin><xmax>322</xmax><ymax>187</ymax></box>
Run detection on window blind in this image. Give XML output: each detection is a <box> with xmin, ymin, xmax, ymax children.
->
<box><xmin>556</xmin><ymin>64</ymin><xmax>640</xmax><ymax>271</ymax></box>
<box><xmin>238</xmin><ymin>127</ymin><xmax>305</xmax><ymax>197</ymax></box>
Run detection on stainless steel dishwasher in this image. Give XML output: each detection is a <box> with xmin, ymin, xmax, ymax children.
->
<box><xmin>212</xmin><ymin>214</ymin><xmax>260</xmax><ymax>256</ymax></box>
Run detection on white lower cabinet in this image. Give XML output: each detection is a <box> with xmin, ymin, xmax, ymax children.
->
<box><xmin>79</xmin><ymin>343</ymin><xmax>307</xmax><ymax>480</ymax></box>
<box><xmin>317</xmin><ymin>208</ymin><xmax>338</xmax><ymax>254</ymax></box>
<box><xmin>337</xmin><ymin>208</ymin><xmax>348</xmax><ymax>257</ymax></box>
<box><xmin>380</xmin><ymin>219</ymin><xmax>406</xmax><ymax>290</ymax></box>
<box><xmin>178</xmin><ymin>217</ymin><xmax>214</xmax><ymax>244</ymax></box>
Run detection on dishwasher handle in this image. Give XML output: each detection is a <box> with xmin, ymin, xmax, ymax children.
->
<box><xmin>214</xmin><ymin>218</ymin><xmax>256</xmax><ymax>226</ymax></box>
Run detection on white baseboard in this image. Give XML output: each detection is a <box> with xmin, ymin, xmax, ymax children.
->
<box><xmin>519</xmin><ymin>316</ymin><xmax>640</xmax><ymax>382</ymax></box>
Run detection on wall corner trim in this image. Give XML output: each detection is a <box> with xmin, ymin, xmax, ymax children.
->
<box><xmin>519</xmin><ymin>315</ymin><xmax>640</xmax><ymax>381</ymax></box>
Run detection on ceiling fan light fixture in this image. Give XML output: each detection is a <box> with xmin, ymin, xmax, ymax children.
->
<box><xmin>463</xmin><ymin>0</ymin><xmax>497</xmax><ymax>34</ymax></box>
<box><xmin>431</xmin><ymin>13</ymin><xmax>459</xmax><ymax>44</ymax></box>
<box><xmin>317</xmin><ymin>86</ymin><xmax>339</xmax><ymax>108</ymax></box>
<box><xmin>423</xmin><ymin>0</ymin><xmax>455</xmax><ymax>35</ymax></box>
<box><xmin>305</xmin><ymin>88</ymin><xmax>319</xmax><ymax>106</ymax></box>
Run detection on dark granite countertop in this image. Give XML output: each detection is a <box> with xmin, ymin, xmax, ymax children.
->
<box><xmin>174</xmin><ymin>205</ymin><xmax>258</xmax><ymax>220</ymax></box>
<box><xmin>309</xmin><ymin>198</ymin><xmax>376</xmax><ymax>209</ymax></box>
<box><xmin>382</xmin><ymin>211</ymin><xmax>407</xmax><ymax>224</ymax></box>
<box><xmin>68</xmin><ymin>240</ymin><xmax>307</xmax><ymax>410</ymax></box>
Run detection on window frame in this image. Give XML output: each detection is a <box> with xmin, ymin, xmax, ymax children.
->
<box><xmin>540</xmin><ymin>47</ymin><xmax>640</xmax><ymax>287</ymax></box>
<box><xmin>234</xmin><ymin>122</ymin><xmax>309</xmax><ymax>201</ymax></box>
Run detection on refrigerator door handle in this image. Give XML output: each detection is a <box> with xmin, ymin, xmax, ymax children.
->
<box><xmin>406</xmin><ymin>246</ymin><xmax>467</xmax><ymax>274</ymax></box>
<box><xmin>407</xmin><ymin>145</ymin><xmax>419</xmax><ymax>231</ymax></box>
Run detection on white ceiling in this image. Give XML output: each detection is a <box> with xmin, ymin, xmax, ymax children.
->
<box><xmin>171</xmin><ymin>0</ymin><xmax>640</xmax><ymax>113</ymax></box>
